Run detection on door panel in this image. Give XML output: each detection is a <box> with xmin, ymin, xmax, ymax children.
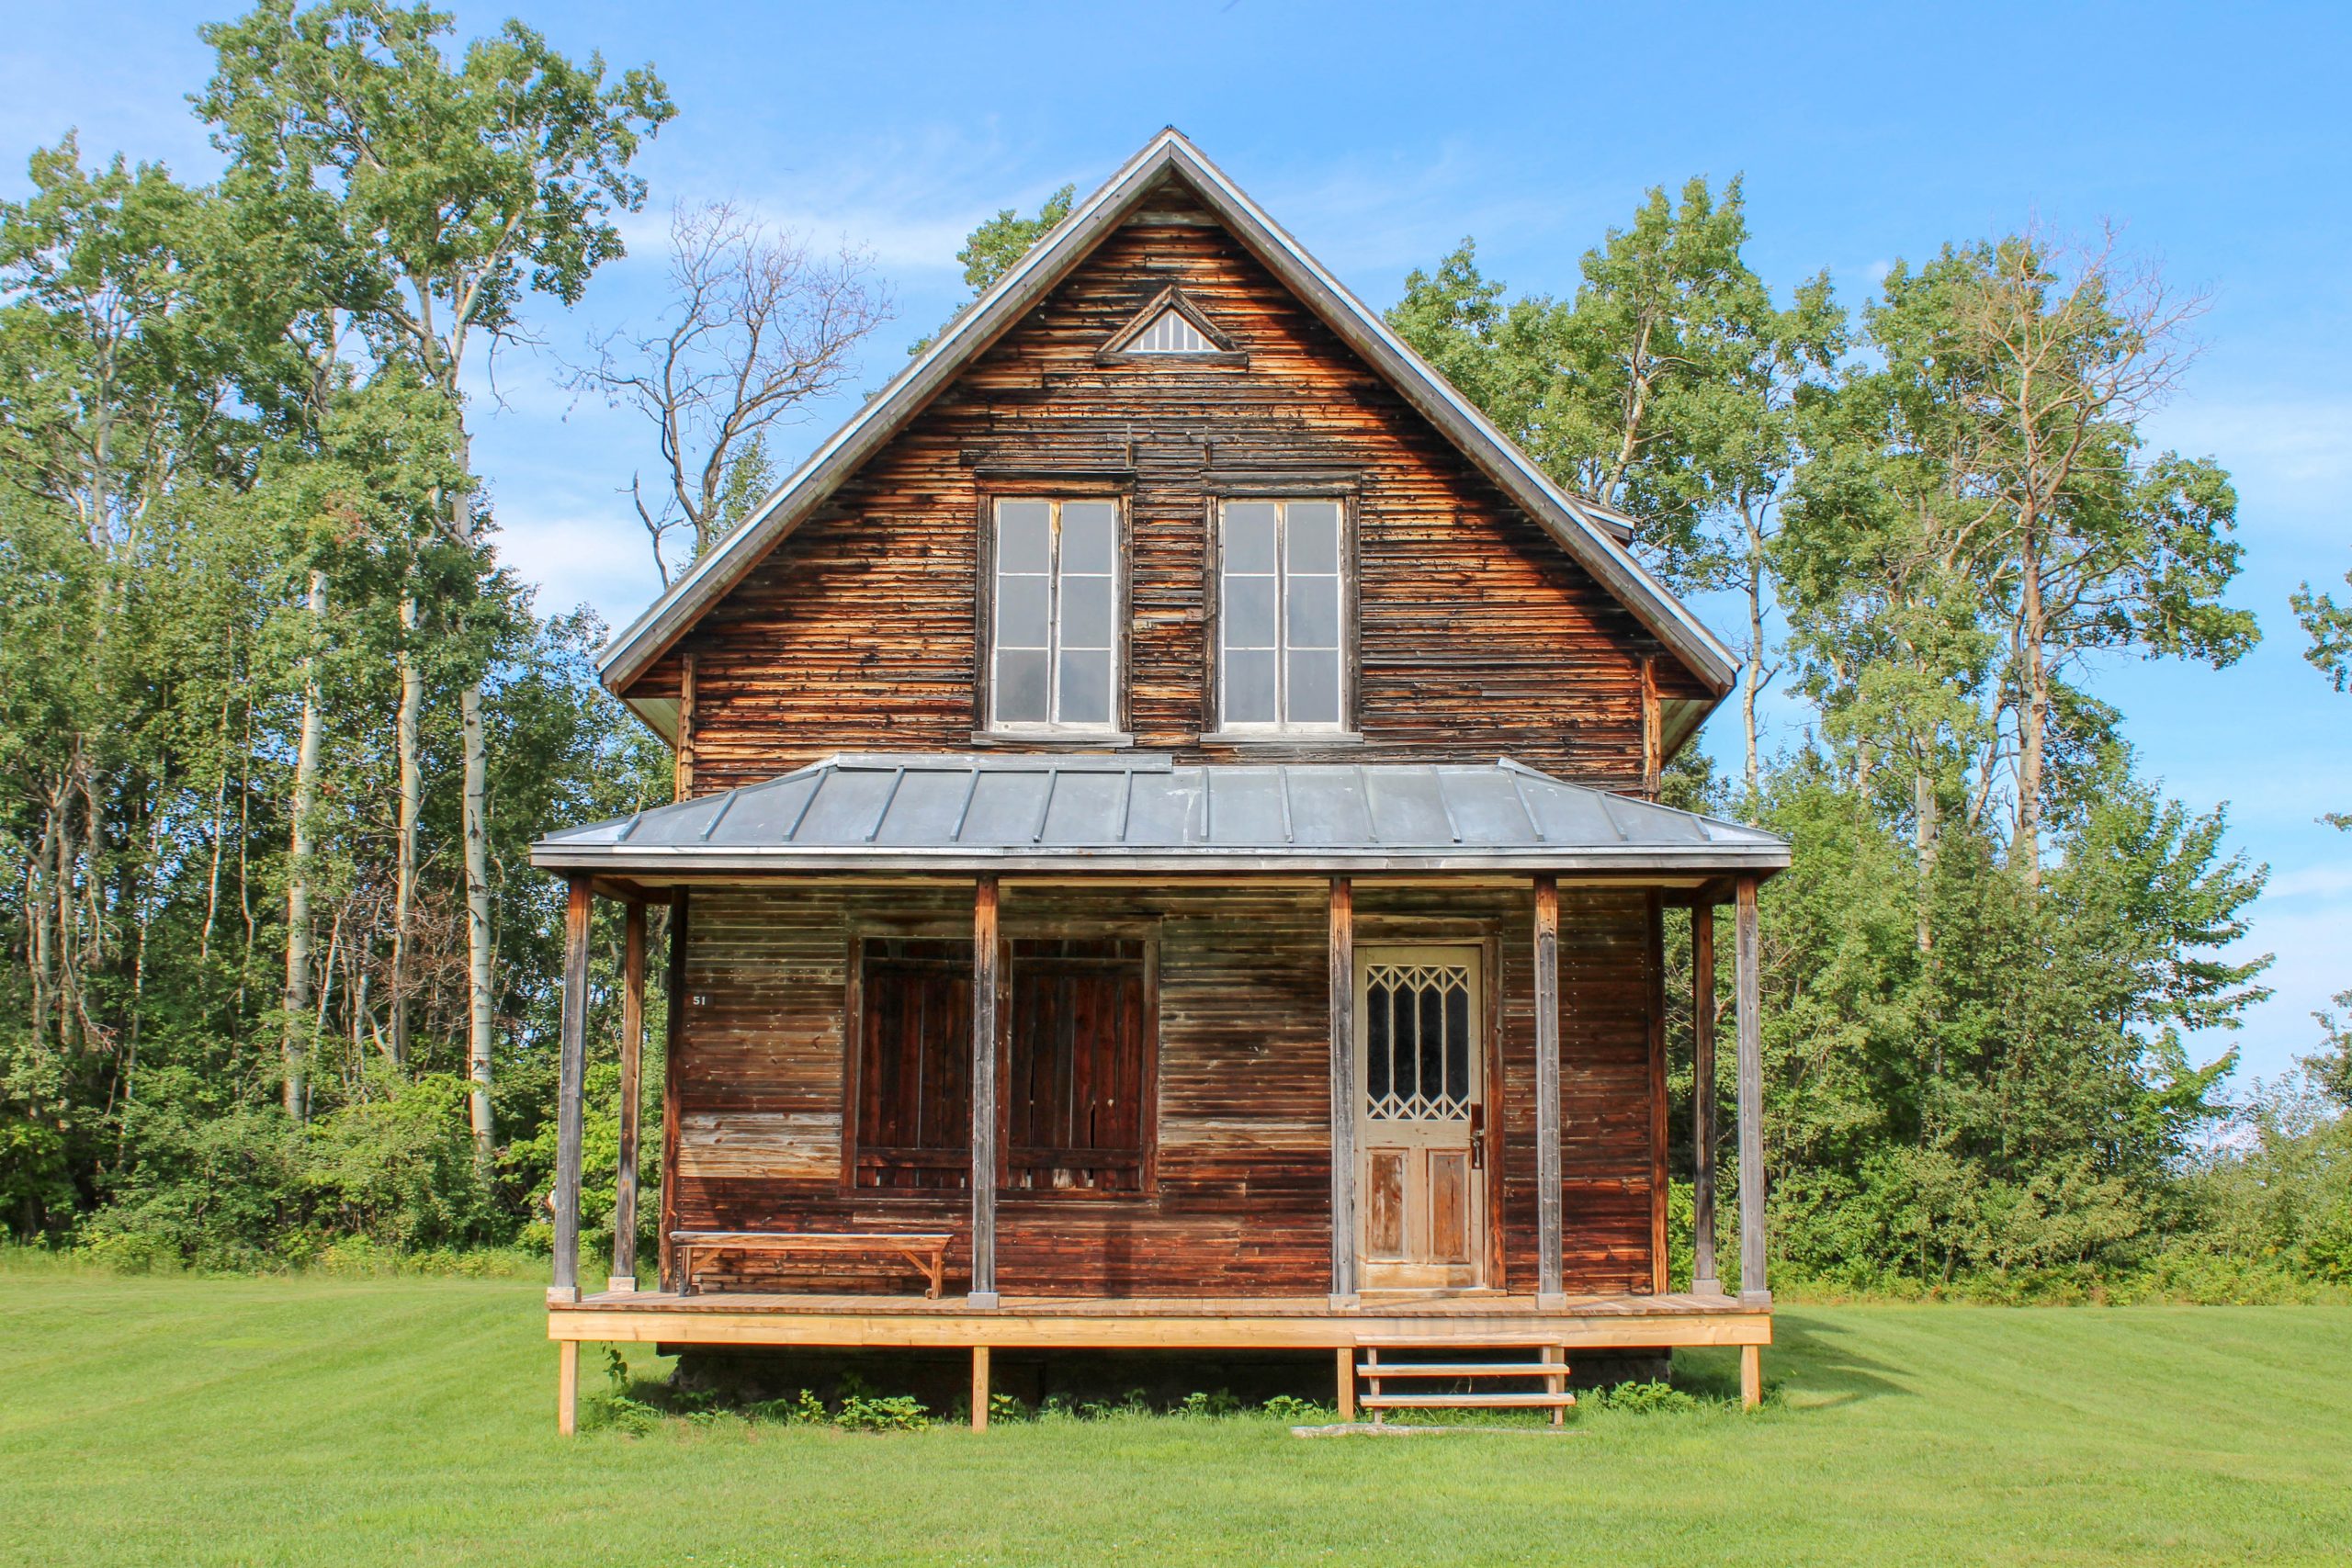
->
<box><xmin>1366</xmin><ymin>1150</ymin><xmax>1407</xmax><ymax>1258</ymax></box>
<box><xmin>1355</xmin><ymin>946</ymin><xmax>1486</xmax><ymax>1291</ymax></box>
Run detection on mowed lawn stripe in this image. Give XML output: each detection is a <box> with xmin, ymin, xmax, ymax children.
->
<box><xmin>2</xmin><ymin>1272</ymin><xmax>2347</xmax><ymax>1567</ymax></box>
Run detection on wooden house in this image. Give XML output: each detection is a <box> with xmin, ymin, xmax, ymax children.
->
<box><xmin>532</xmin><ymin>130</ymin><xmax>1786</xmax><ymax>1434</ymax></box>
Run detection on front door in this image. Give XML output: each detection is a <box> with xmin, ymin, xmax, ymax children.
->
<box><xmin>1355</xmin><ymin>945</ymin><xmax>1486</xmax><ymax>1292</ymax></box>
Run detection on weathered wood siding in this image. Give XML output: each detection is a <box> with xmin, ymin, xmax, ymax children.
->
<box><xmin>626</xmin><ymin>177</ymin><xmax>1710</xmax><ymax>795</ymax></box>
<box><xmin>667</xmin><ymin>881</ymin><xmax>1660</xmax><ymax>1297</ymax></box>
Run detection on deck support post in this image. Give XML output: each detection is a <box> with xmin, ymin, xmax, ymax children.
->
<box><xmin>1327</xmin><ymin>876</ymin><xmax>1357</xmax><ymax>1306</ymax></box>
<box><xmin>1533</xmin><ymin>874</ymin><xmax>1564</xmax><ymax>1307</ymax></box>
<box><xmin>969</xmin><ymin>875</ymin><xmax>1001</xmax><ymax>1309</ymax></box>
<box><xmin>1741</xmin><ymin>1344</ymin><xmax>1762</xmax><ymax>1411</ymax></box>
<box><xmin>609</xmin><ymin>899</ymin><xmax>646</xmax><ymax>1293</ymax></box>
<box><xmin>550</xmin><ymin>878</ymin><xmax>591</xmax><ymax>1306</ymax></box>
<box><xmin>1734</xmin><ymin>875</ymin><xmax>1768</xmax><ymax>1308</ymax></box>
<box><xmin>1691</xmin><ymin>901</ymin><xmax>1719</xmax><ymax>1294</ymax></box>
<box><xmin>557</xmin><ymin>1339</ymin><xmax>579</xmax><ymax>1436</ymax></box>
<box><xmin>971</xmin><ymin>1346</ymin><xmax>990</xmax><ymax>1431</ymax></box>
<box><xmin>1335</xmin><ymin>1346</ymin><xmax>1356</xmax><ymax>1420</ymax></box>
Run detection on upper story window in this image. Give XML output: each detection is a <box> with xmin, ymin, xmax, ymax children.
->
<box><xmin>989</xmin><ymin>497</ymin><xmax>1121</xmax><ymax>733</ymax></box>
<box><xmin>1216</xmin><ymin>498</ymin><xmax>1348</xmax><ymax>733</ymax></box>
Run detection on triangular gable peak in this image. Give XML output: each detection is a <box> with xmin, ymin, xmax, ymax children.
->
<box><xmin>596</xmin><ymin>130</ymin><xmax>1736</xmax><ymax>727</ymax></box>
<box><xmin>1098</xmin><ymin>284</ymin><xmax>1245</xmax><ymax>365</ymax></box>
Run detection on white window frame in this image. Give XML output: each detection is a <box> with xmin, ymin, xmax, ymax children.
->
<box><xmin>1213</xmin><ymin>496</ymin><xmax>1351</xmax><ymax>737</ymax></box>
<box><xmin>986</xmin><ymin>495</ymin><xmax>1125</xmax><ymax>737</ymax></box>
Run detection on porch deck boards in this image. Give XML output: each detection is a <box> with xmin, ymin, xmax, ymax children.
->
<box><xmin>548</xmin><ymin>1289</ymin><xmax>1770</xmax><ymax>1352</ymax></box>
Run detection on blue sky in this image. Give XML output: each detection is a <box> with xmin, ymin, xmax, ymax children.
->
<box><xmin>6</xmin><ymin>1</ymin><xmax>2347</xmax><ymax>1084</ymax></box>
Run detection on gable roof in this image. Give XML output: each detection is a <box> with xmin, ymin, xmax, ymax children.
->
<box><xmin>532</xmin><ymin>753</ymin><xmax>1789</xmax><ymax>878</ymax></box>
<box><xmin>594</xmin><ymin>129</ymin><xmax>1738</xmax><ymax>706</ymax></box>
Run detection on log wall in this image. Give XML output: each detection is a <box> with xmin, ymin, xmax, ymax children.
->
<box><xmin>625</xmin><ymin>179</ymin><xmax>1712</xmax><ymax>795</ymax></box>
<box><xmin>668</xmin><ymin>880</ymin><xmax>1660</xmax><ymax>1297</ymax></box>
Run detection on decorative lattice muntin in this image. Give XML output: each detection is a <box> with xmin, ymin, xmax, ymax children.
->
<box><xmin>1364</xmin><ymin>962</ymin><xmax>1475</xmax><ymax>1121</ymax></box>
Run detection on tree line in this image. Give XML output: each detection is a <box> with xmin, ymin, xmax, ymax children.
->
<box><xmin>2</xmin><ymin>2</ymin><xmax>2345</xmax><ymax>1295</ymax></box>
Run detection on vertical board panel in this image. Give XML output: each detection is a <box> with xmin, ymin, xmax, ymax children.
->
<box><xmin>1430</xmin><ymin>1151</ymin><xmax>1470</xmax><ymax>1264</ymax></box>
<box><xmin>1366</xmin><ymin>1150</ymin><xmax>1406</xmax><ymax>1258</ymax></box>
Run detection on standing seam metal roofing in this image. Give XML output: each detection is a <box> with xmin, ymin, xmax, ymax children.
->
<box><xmin>531</xmin><ymin>755</ymin><xmax>1789</xmax><ymax>875</ymax></box>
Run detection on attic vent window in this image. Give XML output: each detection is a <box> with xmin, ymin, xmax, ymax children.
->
<box><xmin>1098</xmin><ymin>285</ymin><xmax>1247</xmax><ymax>367</ymax></box>
<box><xmin>1132</xmin><ymin>309</ymin><xmax>1213</xmax><ymax>354</ymax></box>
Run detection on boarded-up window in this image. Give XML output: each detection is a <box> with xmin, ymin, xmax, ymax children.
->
<box><xmin>852</xmin><ymin>938</ymin><xmax>971</xmax><ymax>1190</ymax></box>
<box><xmin>1005</xmin><ymin>937</ymin><xmax>1153</xmax><ymax>1193</ymax></box>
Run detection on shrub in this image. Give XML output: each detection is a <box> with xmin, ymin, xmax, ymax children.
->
<box><xmin>1594</xmin><ymin>1380</ymin><xmax>1700</xmax><ymax>1414</ymax></box>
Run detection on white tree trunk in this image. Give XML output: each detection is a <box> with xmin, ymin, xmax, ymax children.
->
<box><xmin>281</xmin><ymin>568</ymin><xmax>327</xmax><ymax>1122</ymax></box>
<box><xmin>447</xmin><ymin>440</ymin><xmax>496</xmax><ymax>1162</ymax></box>
<box><xmin>390</xmin><ymin>592</ymin><xmax>423</xmax><ymax>1068</ymax></box>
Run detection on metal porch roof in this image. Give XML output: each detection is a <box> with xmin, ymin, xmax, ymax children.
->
<box><xmin>532</xmin><ymin>755</ymin><xmax>1788</xmax><ymax>878</ymax></box>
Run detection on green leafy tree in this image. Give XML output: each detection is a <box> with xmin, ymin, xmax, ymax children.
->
<box><xmin>197</xmin><ymin>0</ymin><xmax>673</xmax><ymax>1156</ymax></box>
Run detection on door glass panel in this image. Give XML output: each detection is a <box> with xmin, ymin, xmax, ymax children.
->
<box><xmin>1363</xmin><ymin>962</ymin><xmax>1474</xmax><ymax>1122</ymax></box>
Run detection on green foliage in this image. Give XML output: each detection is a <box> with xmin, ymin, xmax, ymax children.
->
<box><xmin>1745</xmin><ymin>749</ymin><xmax>2265</xmax><ymax>1290</ymax></box>
<box><xmin>833</xmin><ymin>1393</ymin><xmax>931</xmax><ymax>1432</ymax></box>
<box><xmin>957</xmin><ymin>183</ymin><xmax>1075</xmax><ymax>295</ymax></box>
<box><xmin>1592</xmin><ymin>1379</ymin><xmax>1702</xmax><ymax>1414</ymax></box>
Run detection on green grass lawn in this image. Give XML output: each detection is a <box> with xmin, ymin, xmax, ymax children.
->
<box><xmin>3</xmin><ymin>1265</ymin><xmax>2348</xmax><ymax>1567</ymax></box>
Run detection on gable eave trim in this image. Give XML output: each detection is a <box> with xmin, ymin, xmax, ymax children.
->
<box><xmin>594</xmin><ymin>129</ymin><xmax>1738</xmax><ymax>698</ymax></box>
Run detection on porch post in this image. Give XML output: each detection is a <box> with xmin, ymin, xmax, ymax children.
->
<box><xmin>1532</xmin><ymin>874</ymin><xmax>1564</xmax><ymax>1306</ymax></box>
<box><xmin>656</xmin><ymin>891</ymin><xmax>690</xmax><ymax>1292</ymax></box>
<box><xmin>550</xmin><ymin>877</ymin><xmax>592</xmax><ymax>1305</ymax></box>
<box><xmin>969</xmin><ymin>874</ymin><xmax>1001</xmax><ymax>1308</ymax></box>
<box><xmin>1735</xmin><ymin>874</ymin><xmax>1768</xmax><ymax>1306</ymax></box>
<box><xmin>1691</xmin><ymin>901</ymin><xmax>1719</xmax><ymax>1294</ymax></box>
<box><xmin>609</xmin><ymin>899</ymin><xmax>646</xmax><ymax>1292</ymax></box>
<box><xmin>1327</xmin><ymin>876</ymin><xmax>1357</xmax><ymax>1305</ymax></box>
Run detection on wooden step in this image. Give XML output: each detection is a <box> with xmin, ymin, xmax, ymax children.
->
<box><xmin>1356</xmin><ymin>1334</ymin><xmax>1569</xmax><ymax>1348</ymax></box>
<box><xmin>1360</xmin><ymin>1391</ymin><xmax>1577</xmax><ymax>1409</ymax></box>
<box><xmin>1354</xmin><ymin>1360</ymin><xmax>1570</xmax><ymax>1379</ymax></box>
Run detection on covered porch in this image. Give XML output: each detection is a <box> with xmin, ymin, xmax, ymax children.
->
<box><xmin>532</xmin><ymin>755</ymin><xmax>1785</xmax><ymax>1432</ymax></box>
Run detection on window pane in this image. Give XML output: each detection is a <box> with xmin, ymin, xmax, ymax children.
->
<box><xmin>1366</xmin><ymin>981</ymin><xmax>1391</xmax><ymax>1103</ymax></box>
<box><xmin>1286</xmin><ymin>649</ymin><xmax>1340</xmax><ymax>725</ymax></box>
<box><xmin>997</xmin><ymin>575</ymin><xmax>1051</xmax><ymax>648</ymax></box>
<box><xmin>1286</xmin><ymin>501</ymin><xmax>1341</xmax><ymax>573</ymax></box>
<box><xmin>997</xmin><ymin>649</ymin><xmax>1049</xmax><ymax>723</ymax></box>
<box><xmin>1057</xmin><ymin>648</ymin><xmax>1111</xmax><ymax>725</ymax></box>
<box><xmin>1444</xmin><ymin>983</ymin><xmax>1471</xmax><ymax>1104</ymax></box>
<box><xmin>1285</xmin><ymin>574</ymin><xmax>1340</xmax><ymax>649</ymax></box>
<box><xmin>1058</xmin><ymin>573</ymin><xmax>1114</xmax><ymax>649</ymax></box>
<box><xmin>1224</xmin><ymin>575</ymin><xmax>1278</xmax><ymax>649</ymax></box>
<box><xmin>1059</xmin><ymin>501</ymin><xmax>1117</xmax><ymax>574</ymax></box>
<box><xmin>998</xmin><ymin>501</ymin><xmax>1051</xmax><ymax>573</ymax></box>
<box><xmin>1224</xmin><ymin>649</ymin><xmax>1277</xmax><ymax>724</ymax></box>
<box><xmin>1221</xmin><ymin>502</ymin><xmax>1278</xmax><ymax>573</ymax></box>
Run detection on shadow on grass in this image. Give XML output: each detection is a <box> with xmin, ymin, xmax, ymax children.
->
<box><xmin>1673</xmin><ymin>1311</ymin><xmax>1909</xmax><ymax>1411</ymax></box>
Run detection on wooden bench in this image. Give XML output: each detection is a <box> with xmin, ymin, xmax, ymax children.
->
<box><xmin>668</xmin><ymin>1231</ymin><xmax>953</xmax><ymax>1299</ymax></box>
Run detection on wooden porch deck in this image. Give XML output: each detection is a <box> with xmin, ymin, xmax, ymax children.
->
<box><xmin>548</xmin><ymin>1289</ymin><xmax>1771</xmax><ymax>1352</ymax></box>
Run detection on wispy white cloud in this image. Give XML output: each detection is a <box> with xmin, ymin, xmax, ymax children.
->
<box><xmin>2144</xmin><ymin>394</ymin><xmax>2352</xmax><ymax>505</ymax></box>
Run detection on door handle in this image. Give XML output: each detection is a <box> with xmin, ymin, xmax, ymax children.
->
<box><xmin>1469</xmin><ymin>1104</ymin><xmax>1485</xmax><ymax>1168</ymax></box>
